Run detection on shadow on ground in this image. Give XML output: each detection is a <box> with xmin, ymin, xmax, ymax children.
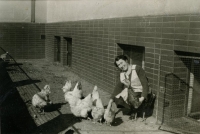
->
<box><xmin>1</xmin><ymin>60</ymin><xmax>81</xmax><ymax>134</ymax></box>
<box><xmin>44</xmin><ymin>102</ymin><xmax>67</xmax><ymax>112</ymax></box>
<box><xmin>14</xmin><ymin>79</ymin><xmax>41</xmax><ymax>87</ymax></box>
<box><xmin>34</xmin><ymin>114</ymin><xmax>81</xmax><ymax>134</ymax></box>
<box><xmin>1</xmin><ymin>60</ymin><xmax>38</xmax><ymax>134</ymax></box>
<box><xmin>1</xmin><ymin>90</ymin><xmax>38</xmax><ymax>134</ymax></box>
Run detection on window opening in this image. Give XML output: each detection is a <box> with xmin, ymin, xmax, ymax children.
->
<box><xmin>63</xmin><ymin>37</ymin><xmax>72</xmax><ymax>66</ymax></box>
<box><xmin>54</xmin><ymin>36</ymin><xmax>61</xmax><ymax>62</ymax></box>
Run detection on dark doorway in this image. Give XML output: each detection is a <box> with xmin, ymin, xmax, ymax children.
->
<box><xmin>54</xmin><ymin>36</ymin><xmax>61</xmax><ymax>62</ymax></box>
<box><xmin>63</xmin><ymin>37</ymin><xmax>72</xmax><ymax>66</ymax></box>
<box><xmin>191</xmin><ymin>59</ymin><xmax>200</xmax><ymax>113</ymax></box>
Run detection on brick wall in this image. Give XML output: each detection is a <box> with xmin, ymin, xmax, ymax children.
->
<box><xmin>45</xmin><ymin>14</ymin><xmax>200</xmax><ymax>122</ymax></box>
<box><xmin>0</xmin><ymin>23</ymin><xmax>45</xmax><ymax>59</ymax></box>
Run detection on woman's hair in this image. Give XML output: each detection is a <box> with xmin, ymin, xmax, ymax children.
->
<box><xmin>114</xmin><ymin>55</ymin><xmax>128</xmax><ymax>67</ymax></box>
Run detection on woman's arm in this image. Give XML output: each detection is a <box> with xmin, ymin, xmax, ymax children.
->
<box><xmin>135</xmin><ymin>66</ymin><xmax>149</xmax><ymax>100</ymax></box>
<box><xmin>110</xmin><ymin>73</ymin><xmax>124</xmax><ymax>100</ymax></box>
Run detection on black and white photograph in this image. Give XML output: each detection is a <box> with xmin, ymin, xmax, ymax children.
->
<box><xmin>0</xmin><ymin>0</ymin><xmax>200</xmax><ymax>134</ymax></box>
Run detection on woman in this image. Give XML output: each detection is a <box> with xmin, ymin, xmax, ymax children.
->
<box><xmin>110</xmin><ymin>55</ymin><xmax>149</xmax><ymax>116</ymax></box>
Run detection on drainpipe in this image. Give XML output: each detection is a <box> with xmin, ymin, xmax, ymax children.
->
<box><xmin>31</xmin><ymin>0</ymin><xmax>35</xmax><ymax>23</ymax></box>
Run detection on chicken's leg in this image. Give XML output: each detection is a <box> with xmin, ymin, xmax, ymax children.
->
<box><xmin>141</xmin><ymin>112</ymin><xmax>146</xmax><ymax>122</ymax></box>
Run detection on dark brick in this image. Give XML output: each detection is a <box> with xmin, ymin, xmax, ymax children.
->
<box><xmin>188</xmin><ymin>40</ymin><xmax>200</xmax><ymax>47</ymax></box>
<box><xmin>190</xmin><ymin>22</ymin><xmax>200</xmax><ymax>28</ymax></box>
<box><xmin>163</xmin><ymin>16</ymin><xmax>175</xmax><ymax>22</ymax></box>
<box><xmin>188</xmin><ymin>34</ymin><xmax>200</xmax><ymax>41</ymax></box>
<box><xmin>174</xmin><ymin>45</ymin><xmax>188</xmax><ymax>51</ymax></box>
<box><xmin>174</xmin><ymin>34</ymin><xmax>188</xmax><ymax>40</ymax></box>
<box><xmin>190</xmin><ymin>15</ymin><xmax>200</xmax><ymax>21</ymax></box>
<box><xmin>160</xmin><ymin>44</ymin><xmax>173</xmax><ymax>50</ymax></box>
<box><xmin>162</xmin><ymin>22</ymin><xmax>175</xmax><ymax>27</ymax></box>
<box><xmin>162</xmin><ymin>28</ymin><xmax>174</xmax><ymax>33</ymax></box>
<box><xmin>175</xmin><ymin>22</ymin><xmax>190</xmax><ymax>28</ymax></box>
<box><xmin>160</xmin><ymin>49</ymin><xmax>174</xmax><ymax>56</ymax></box>
<box><xmin>175</xmin><ymin>15</ymin><xmax>190</xmax><ymax>21</ymax></box>
<box><xmin>162</xmin><ymin>33</ymin><xmax>174</xmax><ymax>39</ymax></box>
<box><xmin>162</xmin><ymin>39</ymin><xmax>174</xmax><ymax>45</ymax></box>
<box><xmin>188</xmin><ymin>46</ymin><xmax>200</xmax><ymax>53</ymax></box>
<box><xmin>175</xmin><ymin>28</ymin><xmax>188</xmax><ymax>34</ymax></box>
<box><xmin>145</xmin><ymin>52</ymin><xmax>155</xmax><ymax>58</ymax></box>
<box><xmin>189</xmin><ymin>28</ymin><xmax>200</xmax><ymax>34</ymax></box>
<box><xmin>174</xmin><ymin>40</ymin><xmax>187</xmax><ymax>46</ymax></box>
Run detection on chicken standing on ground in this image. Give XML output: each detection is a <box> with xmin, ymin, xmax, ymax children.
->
<box><xmin>128</xmin><ymin>92</ymin><xmax>156</xmax><ymax>122</ymax></box>
<box><xmin>91</xmin><ymin>97</ymin><xmax>105</xmax><ymax>124</ymax></box>
<box><xmin>0</xmin><ymin>52</ymin><xmax>8</xmax><ymax>61</ymax></box>
<box><xmin>62</xmin><ymin>80</ymin><xmax>72</xmax><ymax>103</ymax></box>
<box><xmin>104</xmin><ymin>99</ymin><xmax>115</xmax><ymax>126</ymax></box>
<box><xmin>127</xmin><ymin>91</ymin><xmax>142</xmax><ymax>121</ymax></box>
<box><xmin>78</xmin><ymin>93</ymin><xmax>93</xmax><ymax>118</ymax></box>
<box><xmin>69</xmin><ymin>93</ymin><xmax>93</xmax><ymax>119</ymax></box>
<box><xmin>64</xmin><ymin>82</ymin><xmax>83</xmax><ymax>104</ymax></box>
<box><xmin>91</xmin><ymin>86</ymin><xmax>104</xmax><ymax>124</ymax></box>
<box><xmin>65</xmin><ymin>82</ymin><xmax>93</xmax><ymax>119</ymax></box>
<box><xmin>32</xmin><ymin>85</ymin><xmax>52</xmax><ymax>114</ymax></box>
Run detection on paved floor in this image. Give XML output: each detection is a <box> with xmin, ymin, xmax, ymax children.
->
<box><xmin>2</xmin><ymin>59</ymin><xmax>174</xmax><ymax>134</ymax></box>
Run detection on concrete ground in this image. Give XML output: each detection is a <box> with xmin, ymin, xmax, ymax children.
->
<box><xmin>2</xmin><ymin>59</ymin><xmax>173</xmax><ymax>134</ymax></box>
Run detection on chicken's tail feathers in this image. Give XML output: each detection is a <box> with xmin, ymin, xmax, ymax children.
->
<box><xmin>74</xmin><ymin>81</ymin><xmax>82</xmax><ymax>90</ymax></box>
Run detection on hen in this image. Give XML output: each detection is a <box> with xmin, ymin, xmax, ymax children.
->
<box><xmin>64</xmin><ymin>82</ymin><xmax>82</xmax><ymax>103</ymax></box>
<box><xmin>32</xmin><ymin>85</ymin><xmax>52</xmax><ymax>114</ymax></box>
<box><xmin>62</xmin><ymin>80</ymin><xmax>72</xmax><ymax>93</ymax></box>
<box><xmin>91</xmin><ymin>98</ymin><xmax>105</xmax><ymax>124</ymax></box>
<box><xmin>65</xmin><ymin>82</ymin><xmax>93</xmax><ymax>118</ymax></box>
<box><xmin>128</xmin><ymin>90</ymin><xmax>156</xmax><ymax>122</ymax></box>
<box><xmin>104</xmin><ymin>99</ymin><xmax>115</xmax><ymax>126</ymax></box>
<box><xmin>0</xmin><ymin>52</ymin><xmax>8</xmax><ymax>61</ymax></box>
<box><xmin>69</xmin><ymin>93</ymin><xmax>93</xmax><ymax>119</ymax></box>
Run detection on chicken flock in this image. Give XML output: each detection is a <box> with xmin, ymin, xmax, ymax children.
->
<box><xmin>62</xmin><ymin>80</ymin><xmax>115</xmax><ymax>126</ymax></box>
<box><xmin>31</xmin><ymin>80</ymin><xmax>155</xmax><ymax>126</ymax></box>
<box><xmin>31</xmin><ymin>80</ymin><xmax>115</xmax><ymax>126</ymax></box>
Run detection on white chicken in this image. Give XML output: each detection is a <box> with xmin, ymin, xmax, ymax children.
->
<box><xmin>62</xmin><ymin>80</ymin><xmax>72</xmax><ymax>103</ymax></box>
<box><xmin>92</xmin><ymin>85</ymin><xmax>99</xmax><ymax>101</ymax></box>
<box><xmin>32</xmin><ymin>85</ymin><xmax>52</xmax><ymax>114</ymax></box>
<box><xmin>91</xmin><ymin>98</ymin><xmax>105</xmax><ymax>124</ymax></box>
<box><xmin>0</xmin><ymin>52</ymin><xmax>8</xmax><ymax>61</ymax></box>
<box><xmin>64</xmin><ymin>82</ymin><xmax>93</xmax><ymax>119</ymax></box>
<box><xmin>62</xmin><ymin>80</ymin><xmax>72</xmax><ymax>93</ymax></box>
<box><xmin>69</xmin><ymin>93</ymin><xmax>93</xmax><ymax>118</ymax></box>
<box><xmin>64</xmin><ymin>81</ymin><xmax>83</xmax><ymax>103</ymax></box>
<box><xmin>104</xmin><ymin>99</ymin><xmax>115</xmax><ymax>126</ymax></box>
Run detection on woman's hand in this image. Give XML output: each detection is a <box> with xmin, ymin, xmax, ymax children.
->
<box><xmin>122</xmin><ymin>79</ymin><xmax>130</xmax><ymax>88</ymax></box>
<box><xmin>139</xmin><ymin>96</ymin><xmax>144</xmax><ymax>103</ymax></box>
<box><xmin>110</xmin><ymin>99</ymin><xmax>114</xmax><ymax>103</ymax></box>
